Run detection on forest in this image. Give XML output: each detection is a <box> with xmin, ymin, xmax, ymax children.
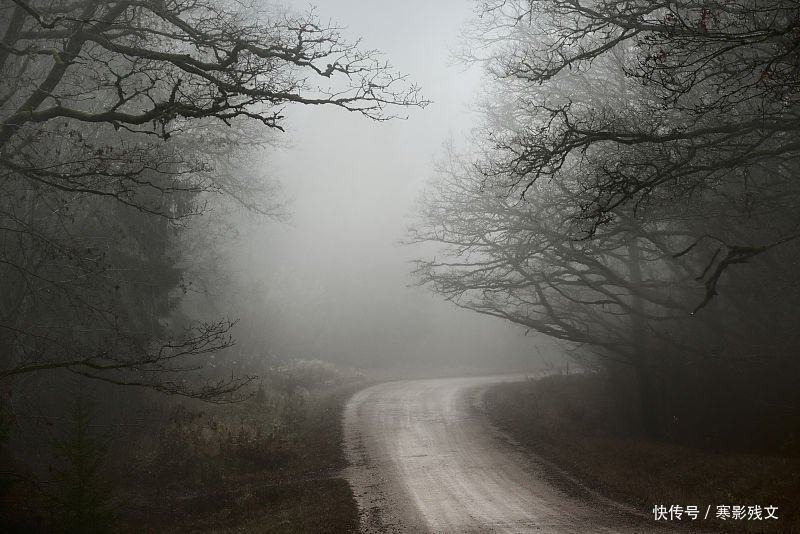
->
<box><xmin>412</xmin><ymin>0</ymin><xmax>800</xmax><ymax>447</ymax></box>
<box><xmin>2</xmin><ymin>0</ymin><xmax>799</xmax><ymax>532</ymax></box>
<box><xmin>0</xmin><ymin>0</ymin><xmax>423</xmax><ymax>531</ymax></box>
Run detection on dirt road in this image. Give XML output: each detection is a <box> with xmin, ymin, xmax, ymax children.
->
<box><xmin>343</xmin><ymin>375</ymin><xmax>671</xmax><ymax>533</ymax></box>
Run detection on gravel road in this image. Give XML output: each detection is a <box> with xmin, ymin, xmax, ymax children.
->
<box><xmin>343</xmin><ymin>375</ymin><xmax>676</xmax><ymax>533</ymax></box>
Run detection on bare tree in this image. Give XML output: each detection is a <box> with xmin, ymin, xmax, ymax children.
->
<box><xmin>412</xmin><ymin>0</ymin><xmax>800</xmax><ymax>435</ymax></box>
<box><xmin>411</xmin><ymin>141</ymin><xmax>800</xmax><ymax>436</ymax></box>
<box><xmin>0</xmin><ymin>0</ymin><xmax>427</xmax><ymax>399</ymax></box>
<box><xmin>410</xmin><ymin>149</ymin><xmax>695</xmax><ymax>432</ymax></box>
<box><xmin>0</xmin><ymin>0</ymin><xmax>425</xmax><ymax>217</ymax></box>
<box><xmin>458</xmin><ymin>0</ymin><xmax>800</xmax><ymax>304</ymax></box>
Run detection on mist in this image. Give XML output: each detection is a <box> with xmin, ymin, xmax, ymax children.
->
<box><xmin>3</xmin><ymin>1</ymin><xmax>798</xmax><ymax>531</ymax></box>
<box><xmin>215</xmin><ymin>0</ymin><xmax>555</xmax><ymax>373</ymax></box>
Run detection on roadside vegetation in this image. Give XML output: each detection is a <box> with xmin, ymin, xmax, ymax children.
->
<box><xmin>485</xmin><ymin>373</ymin><xmax>800</xmax><ymax>534</ymax></box>
<box><xmin>0</xmin><ymin>2</ymin><xmax>420</xmax><ymax>532</ymax></box>
<box><xmin>1</xmin><ymin>360</ymin><xmax>364</xmax><ymax>533</ymax></box>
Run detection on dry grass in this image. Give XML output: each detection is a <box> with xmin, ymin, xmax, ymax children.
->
<box><xmin>485</xmin><ymin>373</ymin><xmax>800</xmax><ymax>534</ymax></box>
<box><xmin>108</xmin><ymin>378</ymin><xmax>364</xmax><ymax>533</ymax></box>
<box><xmin>1</xmin><ymin>360</ymin><xmax>368</xmax><ymax>533</ymax></box>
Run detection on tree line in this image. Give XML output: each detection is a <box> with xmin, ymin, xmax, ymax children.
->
<box><xmin>412</xmin><ymin>0</ymin><xmax>800</xmax><ymax>443</ymax></box>
<box><xmin>0</xmin><ymin>0</ymin><xmax>423</xmax><ymax>395</ymax></box>
<box><xmin>0</xmin><ymin>1</ymin><xmax>424</xmax><ymax>529</ymax></box>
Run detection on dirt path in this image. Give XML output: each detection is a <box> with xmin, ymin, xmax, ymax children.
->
<box><xmin>343</xmin><ymin>375</ymin><xmax>676</xmax><ymax>533</ymax></box>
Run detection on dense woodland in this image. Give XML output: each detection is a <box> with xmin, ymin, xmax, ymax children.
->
<box><xmin>0</xmin><ymin>0</ymin><xmax>422</xmax><ymax>530</ymax></box>
<box><xmin>412</xmin><ymin>0</ymin><xmax>800</xmax><ymax>447</ymax></box>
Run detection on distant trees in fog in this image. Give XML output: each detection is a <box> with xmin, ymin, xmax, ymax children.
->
<box><xmin>0</xmin><ymin>0</ymin><xmax>425</xmax><ymax>398</ymax></box>
<box><xmin>0</xmin><ymin>1</ymin><xmax>425</xmax><ymax>528</ymax></box>
<box><xmin>414</xmin><ymin>0</ymin><xmax>800</xmax><ymax>438</ymax></box>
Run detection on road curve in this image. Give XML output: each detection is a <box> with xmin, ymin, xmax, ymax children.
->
<box><xmin>343</xmin><ymin>375</ymin><xmax>669</xmax><ymax>534</ymax></box>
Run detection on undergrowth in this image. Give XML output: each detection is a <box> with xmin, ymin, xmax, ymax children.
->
<box><xmin>485</xmin><ymin>373</ymin><xmax>800</xmax><ymax>534</ymax></box>
<box><xmin>2</xmin><ymin>359</ymin><xmax>365</xmax><ymax>534</ymax></box>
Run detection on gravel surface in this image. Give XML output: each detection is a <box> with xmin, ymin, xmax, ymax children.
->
<box><xmin>343</xmin><ymin>375</ymin><xmax>686</xmax><ymax>534</ymax></box>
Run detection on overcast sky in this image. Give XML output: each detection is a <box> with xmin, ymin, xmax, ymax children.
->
<box><xmin>227</xmin><ymin>0</ymin><xmax>561</xmax><ymax>372</ymax></box>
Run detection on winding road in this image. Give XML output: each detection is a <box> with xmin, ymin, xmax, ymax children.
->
<box><xmin>343</xmin><ymin>375</ymin><xmax>674</xmax><ymax>533</ymax></box>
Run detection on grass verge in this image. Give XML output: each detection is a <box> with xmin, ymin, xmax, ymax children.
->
<box><xmin>484</xmin><ymin>373</ymin><xmax>800</xmax><ymax>534</ymax></box>
<box><xmin>112</xmin><ymin>378</ymin><xmax>364</xmax><ymax>533</ymax></box>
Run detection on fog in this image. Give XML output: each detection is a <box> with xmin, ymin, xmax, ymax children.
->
<box><xmin>4</xmin><ymin>1</ymin><xmax>799</xmax><ymax>531</ymax></box>
<box><xmin>223</xmin><ymin>0</ymin><xmax>556</xmax><ymax>372</ymax></box>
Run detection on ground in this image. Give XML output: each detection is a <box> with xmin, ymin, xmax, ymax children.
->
<box><xmin>483</xmin><ymin>373</ymin><xmax>800</xmax><ymax>534</ymax></box>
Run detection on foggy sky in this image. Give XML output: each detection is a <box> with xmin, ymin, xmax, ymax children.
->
<box><xmin>227</xmin><ymin>0</ymin><xmax>562</xmax><ymax>371</ymax></box>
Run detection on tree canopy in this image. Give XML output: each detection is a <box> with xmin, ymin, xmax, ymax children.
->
<box><xmin>435</xmin><ymin>0</ymin><xmax>800</xmax><ymax>306</ymax></box>
<box><xmin>413</xmin><ymin>0</ymin><xmax>800</xmax><ymax>437</ymax></box>
<box><xmin>1</xmin><ymin>0</ymin><xmax>425</xmax><ymax>217</ymax></box>
<box><xmin>0</xmin><ymin>0</ymin><xmax>426</xmax><ymax>399</ymax></box>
